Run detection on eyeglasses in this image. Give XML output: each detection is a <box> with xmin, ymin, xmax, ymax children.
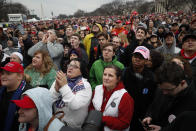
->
<box><xmin>32</xmin><ymin>39</ymin><xmax>38</xmax><ymax>40</ymax></box>
<box><xmin>67</xmin><ymin>64</ymin><xmax>80</xmax><ymax>69</ymax></box>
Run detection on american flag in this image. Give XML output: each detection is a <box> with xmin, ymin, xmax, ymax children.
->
<box><xmin>68</xmin><ymin>78</ymin><xmax>85</xmax><ymax>93</ymax></box>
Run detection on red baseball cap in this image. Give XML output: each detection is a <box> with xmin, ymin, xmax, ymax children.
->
<box><xmin>1</xmin><ymin>62</ymin><xmax>24</xmax><ymax>74</ymax></box>
<box><xmin>116</xmin><ymin>20</ymin><xmax>122</xmax><ymax>23</ymax></box>
<box><xmin>12</xmin><ymin>95</ymin><xmax>36</xmax><ymax>109</ymax></box>
<box><xmin>125</xmin><ymin>21</ymin><xmax>131</xmax><ymax>25</ymax></box>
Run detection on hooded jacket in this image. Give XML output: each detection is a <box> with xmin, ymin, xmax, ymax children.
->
<box><xmin>19</xmin><ymin>87</ymin><xmax>64</xmax><ymax>131</ymax></box>
<box><xmin>83</xmin><ymin>23</ymin><xmax>103</xmax><ymax>58</ymax></box>
<box><xmin>156</xmin><ymin>34</ymin><xmax>181</xmax><ymax>55</ymax></box>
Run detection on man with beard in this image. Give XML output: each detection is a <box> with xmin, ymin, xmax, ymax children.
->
<box><xmin>122</xmin><ymin>46</ymin><xmax>156</xmax><ymax>131</ymax></box>
<box><xmin>119</xmin><ymin>26</ymin><xmax>153</xmax><ymax>67</ymax></box>
<box><xmin>83</xmin><ymin>23</ymin><xmax>103</xmax><ymax>60</ymax></box>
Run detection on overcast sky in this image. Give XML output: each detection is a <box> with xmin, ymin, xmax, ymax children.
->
<box><xmin>12</xmin><ymin>0</ymin><xmax>126</xmax><ymax>18</ymax></box>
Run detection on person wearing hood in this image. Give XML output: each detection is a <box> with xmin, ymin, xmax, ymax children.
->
<box><xmin>60</xmin><ymin>48</ymin><xmax>81</xmax><ymax>73</ymax></box>
<box><xmin>83</xmin><ymin>23</ymin><xmax>103</xmax><ymax>59</ymax></box>
<box><xmin>89</xmin><ymin>43</ymin><xmax>124</xmax><ymax>90</ymax></box>
<box><xmin>12</xmin><ymin>87</ymin><xmax>64</xmax><ymax>131</ymax></box>
<box><xmin>155</xmin><ymin>25</ymin><xmax>166</xmax><ymax>43</ymax></box>
<box><xmin>156</xmin><ymin>32</ymin><xmax>181</xmax><ymax>55</ymax></box>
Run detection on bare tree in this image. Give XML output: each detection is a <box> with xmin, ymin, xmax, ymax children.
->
<box><xmin>73</xmin><ymin>9</ymin><xmax>85</xmax><ymax>17</ymax></box>
<box><xmin>0</xmin><ymin>2</ymin><xmax>29</xmax><ymax>21</ymax></box>
<box><xmin>57</xmin><ymin>14</ymin><xmax>67</xmax><ymax>19</ymax></box>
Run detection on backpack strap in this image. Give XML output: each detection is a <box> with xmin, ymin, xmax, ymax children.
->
<box><xmin>44</xmin><ymin>111</ymin><xmax>64</xmax><ymax>131</ymax></box>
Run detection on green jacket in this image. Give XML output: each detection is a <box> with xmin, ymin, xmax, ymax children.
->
<box><xmin>24</xmin><ymin>68</ymin><xmax>56</xmax><ymax>88</ymax></box>
<box><xmin>89</xmin><ymin>57</ymin><xmax>124</xmax><ymax>90</ymax></box>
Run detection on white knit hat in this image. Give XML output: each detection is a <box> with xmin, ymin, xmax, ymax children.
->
<box><xmin>11</xmin><ymin>52</ymin><xmax>23</xmax><ymax>62</ymax></box>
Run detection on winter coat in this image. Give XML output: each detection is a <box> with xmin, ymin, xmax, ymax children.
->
<box><xmin>122</xmin><ymin>65</ymin><xmax>157</xmax><ymax>131</ymax></box>
<box><xmin>89</xmin><ymin>57</ymin><xmax>124</xmax><ymax>90</ymax></box>
<box><xmin>91</xmin><ymin>82</ymin><xmax>134</xmax><ymax>131</ymax></box>
<box><xmin>156</xmin><ymin>34</ymin><xmax>181</xmax><ymax>55</ymax></box>
<box><xmin>50</xmin><ymin>78</ymin><xmax>92</xmax><ymax>128</ymax></box>
<box><xmin>190</xmin><ymin>58</ymin><xmax>196</xmax><ymax>86</ymax></box>
<box><xmin>22</xmin><ymin>37</ymin><xmax>34</xmax><ymax>68</ymax></box>
<box><xmin>19</xmin><ymin>87</ymin><xmax>64</xmax><ymax>131</ymax></box>
<box><xmin>146</xmin><ymin>81</ymin><xmax>196</xmax><ymax>128</ymax></box>
<box><xmin>0</xmin><ymin>83</ymin><xmax>32</xmax><ymax>131</ymax></box>
<box><xmin>83</xmin><ymin>24</ymin><xmax>103</xmax><ymax>58</ymax></box>
<box><xmin>83</xmin><ymin>33</ymin><xmax>94</xmax><ymax>58</ymax></box>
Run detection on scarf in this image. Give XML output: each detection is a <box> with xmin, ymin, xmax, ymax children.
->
<box><xmin>55</xmin><ymin>76</ymin><xmax>85</xmax><ymax>108</ymax></box>
<box><xmin>181</xmin><ymin>49</ymin><xmax>196</xmax><ymax>60</ymax></box>
<box><xmin>0</xmin><ymin>80</ymin><xmax>26</xmax><ymax>131</ymax></box>
<box><xmin>67</xmin><ymin>76</ymin><xmax>85</xmax><ymax>93</ymax></box>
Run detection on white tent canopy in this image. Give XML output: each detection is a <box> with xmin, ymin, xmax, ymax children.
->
<box><xmin>27</xmin><ymin>18</ymin><xmax>38</xmax><ymax>22</ymax></box>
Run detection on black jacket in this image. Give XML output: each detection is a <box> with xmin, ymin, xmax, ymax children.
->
<box><xmin>119</xmin><ymin>40</ymin><xmax>153</xmax><ymax>67</ymax></box>
<box><xmin>89</xmin><ymin>37</ymin><xmax>102</xmax><ymax>68</ymax></box>
<box><xmin>122</xmin><ymin>65</ymin><xmax>157</xmax><ymax>131</ymax></box>
<box><xmin>146</xmin><ymin>81</ymin><xmax>196</xmax><ymax>128</ymax></box>
<box><xmin>0</xmin><ymin>83</ymin><xmax>33</xmax><ymax>131</ymax></box>
<box><xmin>162</xmin><ymin>111</ymin><xmax>196</xmax><ymax>131</ymax></box>
<box><xmin>22</xmin><ymin>38</ymin><xmax>34</xmax><ymax>68</ymax></box>
<box><xmin>191</xmin><ymin>58</ymin><xmax>196</xmax><ymax>86</ymax></box>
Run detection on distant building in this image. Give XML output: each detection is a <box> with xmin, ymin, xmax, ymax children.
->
<box><xmin>154</xmin><ymin>0</ymin><xmax>193</xmax><ymax>13</ymax></box>
<box><xmin>155</xmin><ymin>0</ymin><xmax>167</xmax><ymax>13</ymax></box>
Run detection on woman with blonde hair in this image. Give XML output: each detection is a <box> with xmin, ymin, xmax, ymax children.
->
<box><xmin>25</xmin><ymin>50</ymin><xmax>56</xmax><ymax>88</ymax></box>
<box><xmin>118</xmin><ymin>33</ymin><xmax>129</xmax><ymax>48</ymax></box>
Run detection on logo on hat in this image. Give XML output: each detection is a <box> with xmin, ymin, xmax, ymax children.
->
<box><xmin>133</xmin><ymin>46</ymin><xmax>150</xmax><ymax>60</ymax></box>
<box><xmin>1</xmin><ymin>62</ymin><xmax>24</xmax><ymax>74</ymax></box>
<box><xmin>168</xmin><ymin>114</ymin><xmax>176</xmax><ymax>123</ymax></box>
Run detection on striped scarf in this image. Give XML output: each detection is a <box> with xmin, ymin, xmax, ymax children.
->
<box><xmin>67</xmin><ymin>76</ymin><xmax>85</xmax><ymax>93</ymax></box>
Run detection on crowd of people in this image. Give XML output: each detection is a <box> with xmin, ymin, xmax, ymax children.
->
<box><xmin>0</xmin><ymin>10</ymin><xmax>196</xmax><ymax>131</ymax></box>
